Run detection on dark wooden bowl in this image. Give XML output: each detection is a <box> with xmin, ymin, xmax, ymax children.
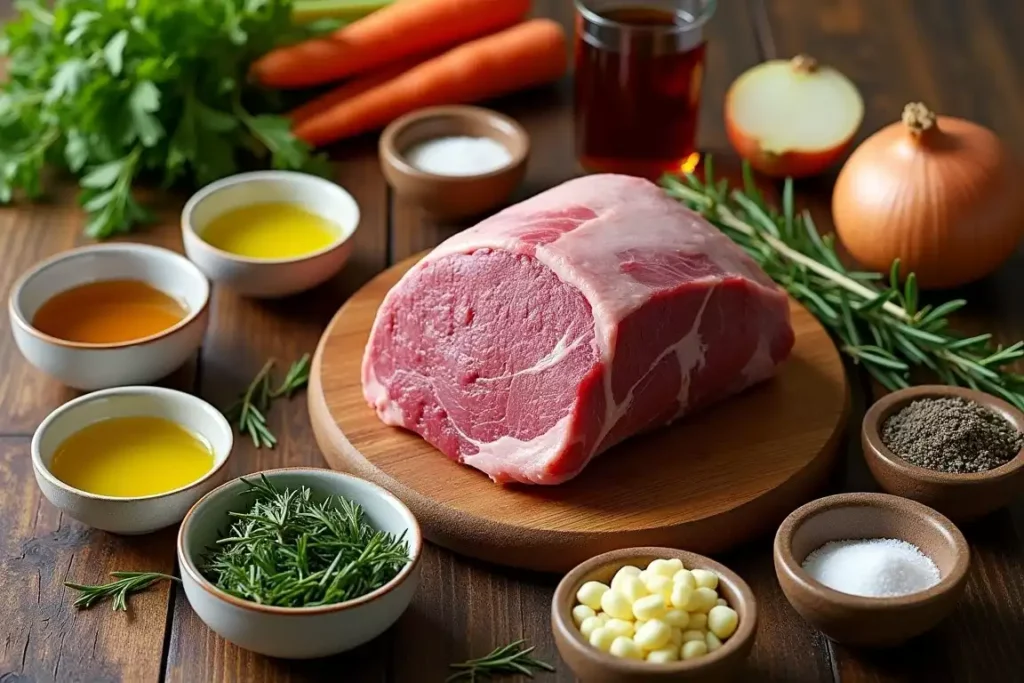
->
<box><xmin>862</xmin><ymin>385</ymin><xmax>1024</xmax><ymax>521</ymax></box>
<box><xmin>379</xmin><ymin>105</ymin><xmax>529</xmax><ymax>220</ymax></box>
<box><xmin>552</xmin><ymin>547</ymin><xmax>756</xmax><ymax>683</ymax></box>
<box><xmin>774</xmin><ymin>492</ymin><xmax>969</xmax><ymax>647</ymax></box>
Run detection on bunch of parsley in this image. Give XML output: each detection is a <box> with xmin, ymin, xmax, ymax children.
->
<box><xmin>0</xmin><ymin>0</ymin><xmax>328</xmax><ymax>238</ymax></box>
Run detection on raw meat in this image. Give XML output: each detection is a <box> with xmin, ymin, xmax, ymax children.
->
<box><xmin>362</xmin><ymin>174</ymin><xmax>794</xmax><ymax>485</ymax></box>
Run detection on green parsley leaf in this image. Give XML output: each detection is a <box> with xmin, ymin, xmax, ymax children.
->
<box><xmin>81</xmin><ymin>159</ymin><xmax>123</xmax><ymax>189</ymax></box>
<box><xmin>0</xmin><ymin>0</ymin><xmax>326</xmax><ymax>238</ymax></box>
<box><xmin>245</xmin><ymin>114</ymin><xmax>308</xmax><ymax>170</ymax></box>
<box><xmin>102</xmin><ymin>29</ymin><xmax>128</xmax><ymax>76</ymax></box>
<box><xmin>127</xmin><ymin>81</ymin><xmax>164</xmax><ymax>147</ymax></box>
<box><xmin>64</xmin><ymin>131</ymin><xmax>89</xmax><ymax>172</ymax></box>
<box><xmin>46</xmin><ymin>59</ymin><xmax>87</xmax><ymax>103</ymax></box>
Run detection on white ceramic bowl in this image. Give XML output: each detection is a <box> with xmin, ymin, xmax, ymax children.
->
<box><xmin>8</xmin><ymin>243</ymin><xmax>210</xmax><ymax>390</ymax></box>
<box><xmin>178</xmin><ymin>468</ymin><xmax>421</xmax><ymax>659</ymax></box>
<box><xmin>182</xmin><ymin>171</ymin><xmax>360</xmax><ymax>298</ymax></box>
<box><xmin>32</xmin><ymin>386</ymin><xmax>233</xmax><ymax>534</ymax></box>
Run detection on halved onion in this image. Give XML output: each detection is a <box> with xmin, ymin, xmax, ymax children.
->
<box><xmin>725</xmin><ymin>55</ymin><xmax>864</xmax><ymax>178</ymax></box>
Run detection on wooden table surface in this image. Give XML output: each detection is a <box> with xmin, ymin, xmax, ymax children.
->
<box><xmin>2</xmin><ymin>1</ymin><xmax>1023</xmax><ymax>681</ymax></box>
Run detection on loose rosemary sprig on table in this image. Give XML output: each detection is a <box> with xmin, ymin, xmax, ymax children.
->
<box><xmin>65</xmin><ymin>571</ymin><xmax>179</xmax><ymax>611</ymax></box>
<box><xmin>661</xmin><ymin>159</ymin><xmax>1024</xmax><ymax>409</ymax></box>
<box><xmin>202</xmin><ymin>476</ymin><xmax>410</xmax><ymax>607</ymax></box>
<box><xmin>446</xmin><ymin>640</ymin><xmax>555</xmax><ymax>682</ymax></box>
<box><xmin>224</xmin><ymin>354</ymin><xmax>311</xmax><ymax>449</ymax></box>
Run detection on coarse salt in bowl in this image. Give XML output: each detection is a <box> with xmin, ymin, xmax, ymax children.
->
<box><xmin>774</xmin><ymin>492</ymin><xmax>969</xmax><ymax>647</ymax></box>
<box><xmin>379</xmin><ymin>105</ymin><xmax>530</xmax><ymax>219</ymax></box>
<box><xmin>800</xmin><ymin>538</ymin><xmax>941</xmax><ymax>598</ymax></box>
<box><xmin>403</xmin><ymin>136</ymin><xmax>514</xmax><ymax>176</ymax></box>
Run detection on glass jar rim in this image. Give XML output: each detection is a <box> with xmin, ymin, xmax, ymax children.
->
<box><xmin>574</xmin><ymin>0</ymin><xmax>718</xmax><ymax>33</ymax></box>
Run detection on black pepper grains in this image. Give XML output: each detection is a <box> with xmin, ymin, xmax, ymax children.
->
<box><xmin>881</xmin><ymin>397</ymin><xmax>1022</xmax><ymax>474</ymax></box>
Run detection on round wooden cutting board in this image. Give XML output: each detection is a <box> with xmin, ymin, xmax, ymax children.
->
<box><xmin>310</xmin><ymin>254</ymin><xmax>849</xmax><ymax>572</ymax></box>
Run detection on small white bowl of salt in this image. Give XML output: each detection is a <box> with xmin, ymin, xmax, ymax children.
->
<box><xmin>379</xmin><ymin>105</ymin><xmax>529</xmax><ymax>220</ymax></box>
<box><xmin>773</xmin><ymin>492</ymin><xmax>970</xmax><ymax>647</ymax></box>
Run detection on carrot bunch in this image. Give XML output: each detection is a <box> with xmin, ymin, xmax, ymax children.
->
<box><xmin>252</xmin><ymin>0</ymin><xmax>568</xmax><ymax>146</ymax></box>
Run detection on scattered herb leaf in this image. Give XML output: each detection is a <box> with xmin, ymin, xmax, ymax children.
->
<box><xmin>65</xmin><ymin>571</ymin><xmax>179</xmax><ymax>611</ymax></box>
<box><xmin>225</xmin><ymin>354</ymin><xmax>310</xmax><ymax>449</ymax></box>
<box><xmin>272</xmin><ymin>352</ymin><xmax>311</xmax><ymax>398</ymax></box>
<box><xmin>447</xmin><ymin>639</ymin><xmax>555</xmax><ymax>682</ymax></box>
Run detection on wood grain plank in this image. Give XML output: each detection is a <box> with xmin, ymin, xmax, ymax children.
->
<box><xmin>0</xmin><ymin>437</ymin><xmax>176</xmax><ymax>683</ymax></box>
<box><xmin>161</xmin><ymin>143</ymin><xmax>392</xmax><ymax>683</ymax></box>
<box><xmin>762</xmin><ymin>1</ymin><xmax>1024</xmax><ymax>680</ymax></box>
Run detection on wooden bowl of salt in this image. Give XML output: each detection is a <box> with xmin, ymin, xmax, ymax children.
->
<box><xmin>379</xmin><ymin>105</ymin><xmax>529</xmax><ymax>220</ymax></box>
<box><xmin>773</xmin><ymin>492</ymin><xmax>969</xmax><ymax>647</ymax></box>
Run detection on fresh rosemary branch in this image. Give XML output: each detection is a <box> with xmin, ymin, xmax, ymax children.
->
<box><xmin>202</xmin><ymin>476</ymin><xmax>410</xmax><ymax>608</ymax></box>
<box><xmin>446</xmin><ymin>640</ymin><xmax>555</xmax><ymax>682</ymax></box>
<box><xmin>661</xmin><ymin>159</ymin><xmax>1024</xmax><ymax>409</ymax></box>
<box><xmin>65</xmin><ymin>571</ymin><xmax>179</xmax><ymax>611</ymax></box>
<box><xmin>271</xmin><ymin>352</ymin><xmax>311</xmax><ymax>398</ymax></box>
<box><xmin>225</xmin><ymin>354</ymin><xmax>311</xmax><ymax>449</ymax></box>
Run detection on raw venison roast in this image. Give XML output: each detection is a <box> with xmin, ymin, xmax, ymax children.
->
<box><xmin>362</xmin><ymin>175</ymin><xmax>794</xmax><ymax>485</ymax></box>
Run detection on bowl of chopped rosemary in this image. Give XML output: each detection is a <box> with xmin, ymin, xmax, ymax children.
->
<box><xmin>862</xmin><ymin>385</ymin><xmax>1024</xmax><ymax>522</ymax></box>
<box><xmin>177</xmin><ymin>467</ymin><xmax>421</xmax><ymax>659</ymax></box>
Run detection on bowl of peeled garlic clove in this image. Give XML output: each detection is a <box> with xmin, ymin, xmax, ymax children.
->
<box><xmin>552</xmin><ymin>547</ymin><xmax>756</xmax><ymax>683</ymax></box>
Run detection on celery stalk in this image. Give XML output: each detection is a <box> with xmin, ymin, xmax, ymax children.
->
<box><xmin>292</xmin><ymin>0</ymin><xmax>392</xmax><ymax>24</ymax></box>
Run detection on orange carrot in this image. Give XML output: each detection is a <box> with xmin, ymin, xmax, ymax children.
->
<box><xmin>287</xmin><ymin>56</ymin><xmax>429</xmax><ymax>126</ymax></box>
<box><xmin>253</xmin><ymin>0</ymin><xmax>531</xmax><ymax>89</ymax></box>
<box><xmin>294</xmin><ymin>19</ymin><xmax>567</xmax><ymax>146</ymax></box>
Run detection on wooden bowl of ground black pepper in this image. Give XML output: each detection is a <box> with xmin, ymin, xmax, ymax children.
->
<box><xmin>862</xmin><ymin>385</ymin><xmax>1024</xmax><ymax>522</ymax></box>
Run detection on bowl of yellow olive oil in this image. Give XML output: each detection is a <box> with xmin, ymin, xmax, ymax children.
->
<box><xmin>8</xmin><ymin>243</ymin><xmax>210</xmax><ymax>390</ymax></box>
<box><xmin>32</xmin><ymin>386</ymin><xmax>233</xmax><ymax>534</ymax></box>
<box><xmin>182</xmin><ymin>171</ymin><xmax>360</xmax><ymax>298</ymax></box>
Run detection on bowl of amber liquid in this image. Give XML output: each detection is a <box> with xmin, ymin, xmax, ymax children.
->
<box><xmin>8</xmin><ymin>243</ymin><xmax>210</xmax><ymax>390</ymax></box>
<box><xmin>574</xmin><ymin>0</ymin><xmax>715</xmax><ymax>179</ymax></box>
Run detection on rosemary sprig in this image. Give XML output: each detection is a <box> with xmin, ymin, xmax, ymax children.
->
<box><xmin>225</xmin><ymin>354</ymin><xmax>311</xmax><ymax>449</ymax></box>
<box><xmin>446</xmin><ymin>640</ymin><xmax>555</xmax><ymax>682</ymax></box>
<box><xmin>202</xmin><ymin>476</ymin><xmax>410</xmax><ymax>608</ymax></box>
<box><xmin>271</xmin><ymin>352</ymin><xmax>311</xmax><ymax>398</ymax></box>
<box><xmin>65</xmin><ymin>571</ymin><xmax>179</xmax><ymax>611</ymax></box>
<box><xmin>661</xmin><ymin>160</ymin><xmax>1024</xmax><ymax>409</ymax></box>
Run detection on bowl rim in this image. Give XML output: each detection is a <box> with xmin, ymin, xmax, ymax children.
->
<box><xmin>862</xmin><ymin>384</ymin><xmax>1024</xmax><ymax>484</ymax></box>
<box><xmin>8</xmin><ymin>243</ymin><xmax>211</xmax><ymax>350</ymax></box>
<box><xmin>773</xmin><ymin>491</ymin><xmax>971</xmax><ymax>610</ymax></box>
<box><xmin>552</xmin><ymin>546</ymin><xmax>757</xmax><ymax>674</ymax></box>
<box><xmin>31</xmin><ymin>385</ymin><xmax>234</xmax><ymax>502</ymax></box>
<box><xmin>379</xmin><ymin>105</ymin><xmax>530</xmax><ymax>183</ymax></box>
<box><xmin>181</xmin><ymin>170</ymin><xmax>361</xmax><ymax>266</ymax></box>
<box><xmin>176</xmin><ymin>467</ymin><xmax>423</xmax><ymax>616</ymax></box>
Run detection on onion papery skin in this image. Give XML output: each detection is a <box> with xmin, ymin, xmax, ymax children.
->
<box><xmin>833</xmin><ymin>109</ymin><xmax>1024</xmax><ymax>290</ymax></box>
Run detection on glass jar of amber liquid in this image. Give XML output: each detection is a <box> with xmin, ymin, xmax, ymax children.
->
<box><xmin>574</xmin><ymin>0</ymin><xmax>715</xmax><ymax>179</ymax></box>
